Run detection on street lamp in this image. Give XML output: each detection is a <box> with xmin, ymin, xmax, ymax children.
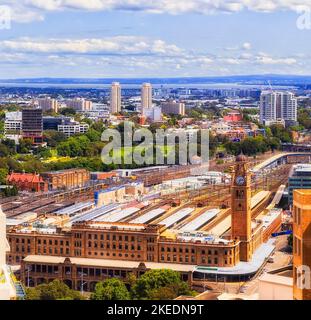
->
<box><xmin>78</xmin><ymin>272</ymin><xmax>87</xmax><ymax>295</ymax></box>
<box><xmin>25</xmin><ymin>266</ymin><xmax>32</xmax><ymax>287</ymax></box>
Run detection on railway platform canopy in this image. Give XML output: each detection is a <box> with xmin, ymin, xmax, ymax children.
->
<box><xmin>193</xmin><ymin>239</ymin><xmax>275</xmax><ymax>282</ymax></box>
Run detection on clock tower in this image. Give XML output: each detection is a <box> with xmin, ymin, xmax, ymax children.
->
<box><xmin>231</xmin><ymin>153</ymin><xmax>252</xmax><ymax>261</ymax></box>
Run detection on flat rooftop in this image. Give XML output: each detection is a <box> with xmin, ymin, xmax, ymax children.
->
<box><xmin>23</xmin><ymin>255</ymin><xmax>196</xmax><ymax>272</ymax></box>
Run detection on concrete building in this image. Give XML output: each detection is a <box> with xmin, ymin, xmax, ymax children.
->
<box><xmin>258</xmin><ymin>273</ymin><xmax>293</xmax><ymax>300</ymax></box>
<box><xmin>142</xmin><ymin>106</ymin><xmax>162</xmax><ymax>122</ymax></box>
<box><xmin>43</xmin><ymin>116</ymin><xmax>71</xmax><ymax>131</ymax></box>
<box><xmin>22</xmin><ymin>107</ymin><xmax>43</xmax><ymax>144</ymax></box>
<box><xmin>110</xmin><ymin>82</ymin><xmax>121</xmax><ymax>114</ymax></box>
<box><xmin>260</xmin><ymin>91</ymin><xmax>297</xmax><ymax>127</ymax></box>
<box><xmin>293</xmin><ymin>189</ymin><xmax>311</xmax><ymax>300</ymax></box>
<box><xmin>141</xmin><ymin>83</ymin><xmax>152</xmax><ymax>111</ymax></box>
<box><xmin>36</xmin><ymin>98</ymin><xmax>58</xmax><ymax>113</ymax></box>
<box><xmin>288</xmin><ymin>164</ymin><xmax>311</xmax><ymax>205</ymax></box>
<box><xmin>4</xmin><ymin>111</ymin><xmax>22</xmax><ymax>144</ymax></box>
<box><xmin>161</xmin><ymin>101</ymin><xmax>185</xmax><ymax>116</ymax></box>
<box><xmin>58</xmin><ymin>122</ymin><xmax>89</xmax><ymax>137</ymax></box>
<box><xmin>65</xmin><ymin>98</ymin><xmax>92</xmax><ymax>111</ymax></box>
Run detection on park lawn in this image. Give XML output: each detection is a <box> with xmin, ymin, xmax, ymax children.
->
<box><xmin>102</xmin><ymin>145</ymin><xmax>175</xmax><ymax>161</ymax></box>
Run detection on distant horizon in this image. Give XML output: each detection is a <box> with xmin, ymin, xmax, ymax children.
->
<box><xmin>1</xmin><ymin>74</ymin><xmax>311</xmax><ymax>82</ymax></box>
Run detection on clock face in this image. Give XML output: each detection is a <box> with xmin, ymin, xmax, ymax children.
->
<box><xmin>235</xmin><ymin>176</ymin><xmax>245</xmax><ymax>185</ymax></box>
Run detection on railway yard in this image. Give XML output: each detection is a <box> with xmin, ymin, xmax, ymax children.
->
<box><xmin>2</xmin><ymin>154</ymin><xmax>292</xmax><ymax>243</ymax></box>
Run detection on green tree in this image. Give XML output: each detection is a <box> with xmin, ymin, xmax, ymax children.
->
<box><xmin>60</xmin><ymin>107</ymin><xmax>76</xmax><ymax>116</ymax></box>
<box><xmin>25</xmin><ymin>280</ymin><xmax>83</xmax><ymax>300</ymax></box>
<box><xmin>43</xmin><ymin>130</ymin><xmax>67</xmax><ymax>147</ymax></box>
<box><xmin>131</xmin><ymin>269</ymin><xmax>193</xmax><ymax>300</ymax></box>
<box><xmin>90</xmin><ymin>278</ymin><xmax>130</xmax><ymax>300</ymax></box>
<box><xmin>0</xmin><ymin>168</ymin><xmax>8</xmax><ymax>184</ymax></box>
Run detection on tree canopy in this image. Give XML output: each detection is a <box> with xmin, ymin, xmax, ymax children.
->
<box><xmin>90</xmin><ymin>278</ymin><xmax>130</xmax><ymax>300</ymax></box>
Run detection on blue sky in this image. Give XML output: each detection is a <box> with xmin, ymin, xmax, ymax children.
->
<box><xmin>0</xmin><ymin>0</ymin><xmax>311</xmax><ymax>78</ymax></box>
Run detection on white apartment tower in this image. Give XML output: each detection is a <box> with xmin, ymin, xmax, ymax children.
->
<box><xmin>110</xmin><ymin>82</ymin><xmax>122</xmax><ymax>114</ymax></box>
<box><xmin>141</xmin><ymin>83</ymin><xmax>153</xmax><ymax>111</ymax></box>
<box><xmin>260</xmin><ymin>91</ymin><xmax>297</xmax><ymax>126</ymax></box>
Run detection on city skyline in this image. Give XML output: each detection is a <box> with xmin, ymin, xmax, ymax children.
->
<box><xmin>0</xmin><ymin>1</ymin><xmax>311</xmax><ymax>78</ymax></box>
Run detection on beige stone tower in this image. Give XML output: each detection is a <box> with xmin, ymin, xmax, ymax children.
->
<box><xmin>231</xmin><ymin>154</ymin><xmax>252</xmax><ymax>262</ymax></box>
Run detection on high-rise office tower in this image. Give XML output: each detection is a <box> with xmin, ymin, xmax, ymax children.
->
<box><xmin>260</xmin><ymin>91</ymin><xmax>297</xmax><ymax>126</ymax></box>
<box><xmin>110</xmin><ymin>82</ymin><xmax>121</xmax><ymax>114</ymax></box>
<box><xmin>22</xmin><ymin>107</ymin><xmax>43</xmax><ymax>144</ymax></box>
<box><xmin>292</xmin><ymin>189</ymin><xmax>311</xmax><ymax>300</ymax></box>
<box><xmin>141</xmin><ymin>83</ymin><xmax>152</xmax><ymax>111</ymax></box>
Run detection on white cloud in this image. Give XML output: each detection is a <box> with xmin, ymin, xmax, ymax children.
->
<box><xmin>0</xmin><ymin>36</ymin><xmax>183</xmax><ymax>56</ymax></box>
<box><xmin>242</xmin><ymin>42</ymin><xmax>252</xmax><ymax>50</ymax></box>
<box><xmin>3</xmin><ymin>0</ymin><xmax>311</xmax><ymax>23</ymax></box>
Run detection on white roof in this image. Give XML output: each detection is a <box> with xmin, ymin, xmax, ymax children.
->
<box><xmin>131</xmin><ymin>208</ymin><xmax>166</xmax><ymax>224</ymax></box>
<box><xmin>179</xmin><ymin>209</ymin><xmax>220</xmax><ymax>232</ymax></box>
<box><xmin>98</xmin><ymin>207</ymin><xmax>140</xmax><ymax>222</ymax></box>
<box><xmin>160</xmin><ymin>208</ymin><xmax>194</xmax><ymax>228</ymax></box>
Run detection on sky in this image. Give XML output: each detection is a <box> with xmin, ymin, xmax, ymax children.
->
<box><xmin>0</xmin><ymin>0</ymin><xmax>311</xmax><ymax>78</ymax></box>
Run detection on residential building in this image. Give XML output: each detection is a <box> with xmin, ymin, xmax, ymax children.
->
<box><xmin>161</xmin><ymin>101</ymin><xmax>185</xmax><ymax>116</ymax></box>
<box><xmin>110</xmin><ymin>82</ymin><xmax>121</xmax><ymax>114</ymax></box>
<box><xmin>141</xmin><ymin>83</ymin><xmax>152</xmax><ymax>111</ymax></box>
<box><xmin>142</xmin><ymin>106</ymin><xmax>162</xmax><ymax>122</ymax></box>
<box><xmin>292</xmin><ymin>189</ymin><xmax>311</xmax><ymax>300</ymax></box>
<box><xmin>260</xmin><ymin>91</ymin><xmax>297</xmax><ymax>126</ymax></box>
<box><xmin>65</xmin><ymin>98</ymin><xmax>92</xmax><ymax>111</ymax></box>
<box><xmin>36</xmin><ymin>98</ymin><xmax>58</xmax><ymax>113</ymax></box>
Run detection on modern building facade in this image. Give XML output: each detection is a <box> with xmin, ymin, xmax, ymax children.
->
<box><xmin>57</xmin><ymin>122</ymin><xmax>89</xmax><ymax>137</ymax></box>
<box><xmin>161</xmin><ymin>101</ymin><xmax>185</xmax><ymax>116</ymax></box>
<box><xmin>260</xmin><ymin>91</ymin><xmax>297</xmax><ymax>127</ymax></box>
<box><xmin>288</xmin><ymin>164</ymin><xmax>311</xmax><ymax>206</ymax></box>
<box><xmin>141</xmin><ymin>83</ymin><xmax>152</xmax><ymax>111</ymax></box>
<box><xmin>43</xmin><ymin>116</ymin><xmax>71</xmax><ymax>131</ymax></box>
<box><xmin>21</xmin><ymin>108</ymin><xmax>43</xmax><ymax>144</ymax></box>
<box><xmin>292</xmin><ymin>189</ymin><xmax>311</xmax><ymax>300</ymax></box>
<box><xmin>110</xmin><ymin>82</ymin><xmax>121</xmax><ymax>114</ymax></box>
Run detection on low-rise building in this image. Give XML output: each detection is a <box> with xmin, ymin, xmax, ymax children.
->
<box><xmin>41</xmin><ymin>169</ymin><xmax>90</xmax><ymax>191</ymax></box>
<box><xmin>6</xmin><ymin>172</ymin><xmax>48</xmax><ymax>193</ymax></box>
<box><xmin>58</xmin><ymin>122</ymin><xmax>89</xmax><ymax>137</ymax></box>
